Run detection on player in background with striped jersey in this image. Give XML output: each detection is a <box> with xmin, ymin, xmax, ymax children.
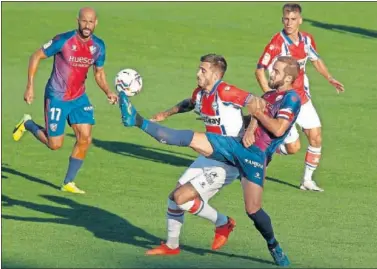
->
<box><xmin>255</xmin><ymin>3</ymin><xmax>344</xmax><ymax>191</ymax></box>
<box><xmin>12</xmin><ymin>7</ymin><xmax>118</xmax><ymax>194</ymax></box>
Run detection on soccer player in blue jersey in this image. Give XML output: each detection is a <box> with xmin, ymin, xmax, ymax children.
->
<box><xmin>12</xmin><ymin>7</ymin><xmax>118</xmax><ymax>194</ymax></box>
<box><xmin>118</xmin><ymin>56</ymin><xmax>301</xmax><ymax>266</ymax></box>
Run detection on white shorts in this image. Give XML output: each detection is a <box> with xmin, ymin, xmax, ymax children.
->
<box><xmin>284</xmin><ymin>100</ymin><xmax>321</xmax><ymax>144</ymax></box>
<box><xmin>178</xmin><ymin>155</ymin><xmax>239</xmax><ymax>202</ymax></box>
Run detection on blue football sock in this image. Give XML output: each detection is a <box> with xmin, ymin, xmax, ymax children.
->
<box><xmin>63</xmin><ymin>157</ymin><xmax>84</xmax><ymax>185</ymax></box>
<box><xmin>248</xmin><ymin>208</ymin><xmax>278</xmax><ymax>249</ymax></box>
<box><xmin>139</xmin><ymin>119</ymin><xmax>194</xmax><ymax>147</ymax></box>
<box><xmin>24</xmin><ymin>120</ymin><xmax>44</xmax><ymax>137</ymax></box>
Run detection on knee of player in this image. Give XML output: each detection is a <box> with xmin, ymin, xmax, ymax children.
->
<box><xmin>78</xmin><ymin>135</ymin><xmax>92</xmax><ymax>146</ymax></box>
<box><xmin>308</xmin><ymin>132</ymin><xmax>322</xmax><ymax>147</ymax></box>
<box><xmin>244</xmin><ymin>200</ymin><xmax>262</xmax><ymax>215</ymax></box>
<box><xmin>286</xmin><ymin>141</ymin><xmax>301</xmax><ymax>154</ymax></box>
<box><xmin>245</xmin><ymin>205</ymin><xmax>262</xmax><ymax>215</ymax></box>
<box><xmin>173</xmin><ymin>191</ymin><xmax>186</xmax><ymax>206</ymax></box>
<box><xmin>48</xmin><ymin>141</ymin><xmax>63</xmax><ymax>150</ymax></box>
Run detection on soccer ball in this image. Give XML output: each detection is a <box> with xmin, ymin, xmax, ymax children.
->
<box><xmin>114</xmin><ymin>68</ymin><xmax>143</xmax><ymax>97</ymax></box>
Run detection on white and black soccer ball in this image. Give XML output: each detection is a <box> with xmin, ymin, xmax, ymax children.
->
<box><xmin>114</xmin><ymin>68</ymin><xmax>143</xmax><ymax>97</ymax></box>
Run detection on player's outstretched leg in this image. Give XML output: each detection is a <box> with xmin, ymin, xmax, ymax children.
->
<box><xmin>242</xmin><ymin>178</ymin><xmax>290</xmax><ymax>267</ymax></box>
<box><xmin>118</xmin><ymin>91</ymin><xmax>194</xmax><ymax>147</ymax></box>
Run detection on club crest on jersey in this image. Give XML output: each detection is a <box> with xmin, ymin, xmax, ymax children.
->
<box><xmin>49</xmin><ymin>123</ymin><xmax>57</xmax><ymax>132</ymax></box>
<box><xmin>71</xmin><ymin>45</ymin><xmax>77</xmax><ymax>51</ymax></box>
<box><xmin>89</xmin><ymin>46</ymin><xmax>96</xmax><ymax>55</ymax></box>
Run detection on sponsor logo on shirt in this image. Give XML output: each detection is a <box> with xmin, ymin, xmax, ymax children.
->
<box><xmin>69</xmin><ymin>56</ymin><xmax>94</xmax><ymax>67</ymax></box>
<box><xmin>201</xmin><ymin>115</ymin><xmax>221</xmax><ymax>126</ymax></box>
<box><xmin>43</xmin><ymin>40</ymin><xmax>53</xmax><ymax>49</ymax></box>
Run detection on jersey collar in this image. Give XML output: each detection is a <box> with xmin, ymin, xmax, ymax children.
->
<box><xmin>75</xmin><ymin>30</ymin><xmax>92</xmax><ymax>43</ymax></box>
<box><xmin>281</xmin><ymin>30</ymin><xmax>303</xmax><ymax>45</ymax></box>
<box><xmin>206</xmin><ymin>80</ymin><xmax>222</xmax><ymax>95</ymax></box>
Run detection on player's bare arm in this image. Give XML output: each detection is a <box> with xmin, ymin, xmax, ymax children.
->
<box><xmin>93</xmin><ymin>65</ymin><xmax>118</xmax><ymax>104</ymax></box>
<box><xmin>311</xmin><ymin>59</ymin><xmax>345</xmax><ymax>93</ymax></box>
<box><xmin>151</xmin><ymin>98</ymin><xmax>195</xmax><ymax>122</ymax></box>
<box><xmin>253</xmin><ymin>110</ymin><xmax>291</xmax><ymax>137</ymax></box>
<box><xmin>24</xmin><ymin>48</ymin><xmax>48</xmax><ymax>104</ymax></box>
<box><xmin>255</xmin><ymin>68</ymin><xmax>271</xmax><ymax>93</ymax></box>
<box><xmin>242</xmin><ymin>117</ymin><xmax>258</xmax><ymax>148</ymax></box>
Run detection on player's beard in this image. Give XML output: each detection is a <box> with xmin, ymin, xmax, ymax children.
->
<box><xmin>197</xmin><ymin>77</ymin><xmax>206</xmax><ymax>89</ymax></box>
<box><xmin>268</xmin><ymin>78</ymin><xmax>284</xmax><ymax>89</ymax></box>
<box><xmin>78</xmin><ymin>26</ymin><xmax>93</xmax><ymax>38</ymax></box>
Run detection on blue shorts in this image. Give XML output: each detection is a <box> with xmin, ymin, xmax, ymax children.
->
<box><xmin>205</xmin><ymin>133</ymin><xmax>266</xmax><ymax>186</ymax></box>
<box><xmin>44</xmin><ymin>94</ymin><xmax>95</xmax><ymax>137</ymax></box>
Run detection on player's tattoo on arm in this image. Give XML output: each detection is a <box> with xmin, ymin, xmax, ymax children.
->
<box><xmin>177</xmin><ymin>98</ymin><xmax>195</xmax><ymax>113</ymax></box>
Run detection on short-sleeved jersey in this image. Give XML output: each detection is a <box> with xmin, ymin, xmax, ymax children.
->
<box><xmin>257</xmin><ymin>30</ymin><xmax>319</xmax><ymax>104</ymax></box>
<box><xmin>42</xmin><ymin>30</ymin><xmax>106</xmax><ymax>101</ymax></box>
<box><xmin>254</xmin><ymin>89</ymin><xmax>301</xmax><ymax>158</ymax></box>
<box><xmin>191</xmin><ymin>80</ymin><xmax>252</xmax><ymax>137</ymax></box>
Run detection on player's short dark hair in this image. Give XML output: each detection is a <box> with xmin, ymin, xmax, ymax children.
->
<box><xmin>282</xmin><ymin>3</ymin><xmax>302</xmax><ymax>14</ymax></box>
<box><xmin>200</xmin><ymin>54</ymin><xmax>227</xmax><ymax>77</ymax></box>
<box><xmin>277</xmin><ymin>56</ymin><xmax>300</xmax><ymax>82</ymax></box>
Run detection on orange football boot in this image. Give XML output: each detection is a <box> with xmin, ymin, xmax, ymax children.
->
<box><xmin>211</xmin><ymin>217</ymin><xmax>236</xmax><ymax>250</ymax></box>
<box><xmin>145</xmin><ymin>242</ymin><xmax>180</xmax><ymax>256</ymax></box>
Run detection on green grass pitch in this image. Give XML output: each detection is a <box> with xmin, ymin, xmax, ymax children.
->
<box><xmin>2</xmin><ymin>2</ymin><xmax>377</xmax><ymax>268</ymax></box>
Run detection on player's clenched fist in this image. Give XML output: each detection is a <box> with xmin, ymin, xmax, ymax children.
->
<box><xmin>24</xmin><ymin>85</ymin><xmax>34</xmax><ymax>105</ymax></box>
<box><xmin>150</xmin><ymin>112</ymin><xmax>169</xmax><ymax>122</ymax></box>
<box><xmin>247</xmin><ymin>96</ymin><xmax>266</xmax><ymax>115</ymax></box>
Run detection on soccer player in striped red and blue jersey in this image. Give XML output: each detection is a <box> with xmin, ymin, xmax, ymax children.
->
<box><xmin>118</xmin><ymin>56</ymin><xmax>301</xmax><ymax>266</ymax></box>
<box><xmin>255</xmin><ymin>3</ymin><xmax>344</xmax><ymax>191</ymax></box>
<box><xmin>147</xmin><ymin>54</ymin><xmax>251</xmax><ymax>255</ymax></box>
<box><xmin>12</xmin><ymin>7</ymin><xmax>118</xmax><ymax>194</ymax></box>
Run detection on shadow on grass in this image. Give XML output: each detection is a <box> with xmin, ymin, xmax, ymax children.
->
<box><xmin>305</xmin><ymin>18</ymin><xmax>377</xmax><ymax>39</ymax></box>
<box><xmin>2</xmin><ymin>194</ymin><xmax>274</xmax><ymax>266</ymax></box>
